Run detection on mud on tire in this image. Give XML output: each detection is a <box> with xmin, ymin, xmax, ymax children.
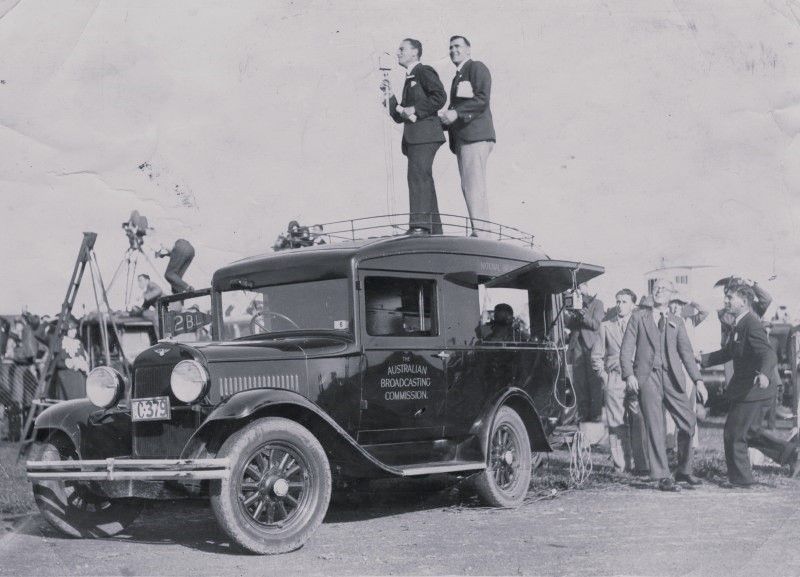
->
<box><xmin>31</xmin><ymin>436</ymin><xmax>143</xmax><ymax>538</ymax></box>
<box><xmin>473</xmin><ymin>406</ymin><xmax>532</xmax><ymax>508</ymax></box>
<box><xmin>210</xmin><ymin>417</ymin><xmax>332</xmax><ymax>554</ymax></box>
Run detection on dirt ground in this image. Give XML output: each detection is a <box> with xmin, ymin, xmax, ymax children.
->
<box><xmin>2</xmin><ymin>420</ymin><xmax>800</xmax><ymax>577</ymax></box>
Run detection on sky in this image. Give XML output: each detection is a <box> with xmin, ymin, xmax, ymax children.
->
<box><xmin>1</xmin><ymin>0</ymin><xmax>798</xmax><ymax>335</ymax></box>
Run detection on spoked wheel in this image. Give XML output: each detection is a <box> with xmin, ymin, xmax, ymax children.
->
<box><xmin>473</xmin><ymin>406</ymin><xmax>532</xmax><ymax>507</ymax></box>
<box><xmin>31</xmin><ymin>436</ymin><xmax>143</xmax><ymax>538</ymax></box>
<box><xmin>238</xmin><ymin>443</ymin><xmax>310</xmax><ymax>527</ymax></box>
<box><xmin>211</xmin><ymin>417</ymin><xmax>331</xmax><ymax>554</ymax></box>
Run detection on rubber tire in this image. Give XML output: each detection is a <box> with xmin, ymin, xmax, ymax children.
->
<box><xmin>210</xmin><ymin>417</ymin><xmax>332</xmax><ymax>554</ymax></box>
<box><xmin>31</xmin><ymin>437</ymin><xmax>143</xmax><ymax>538</ymax></box>
<box><xmin>473</xmin><ymin>406</ymin><xmax>532</xmax><ymax>508</ymax></box>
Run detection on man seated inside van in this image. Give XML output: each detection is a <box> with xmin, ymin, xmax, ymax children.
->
<box><xmin>481</xmin><ymin>303</ymin><xmax>529</xmax><ymax>343</ymax></box>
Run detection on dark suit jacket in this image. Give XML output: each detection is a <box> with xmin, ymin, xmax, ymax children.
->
<box><xmin>702</xmin><ymin>311</ymin><xmax>777</xmax><ymax>403</ymax></box>
<box><xmin>446</xmin><ymin>59</ymin><xmax>496</xmax><ymax>153</ymax></box>
<box><xmin>620</xmin><ymin>308</ymin><xmax>701</xmax><ymax>390</ymax></box>
<box><xmin>388</xmin><ymin>63</ymin><xmax>446</xmax><ymax>154</ymax></box>
<box><xmin>565</xmin><ymin>295</ymin><xmax>604</xmax><ymax>350</ymax></box>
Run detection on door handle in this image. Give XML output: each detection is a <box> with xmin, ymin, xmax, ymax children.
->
<box><xmin>434</xmin><ymin>351</ymin><xmax>451</xmax><ymax>360</ymax></box>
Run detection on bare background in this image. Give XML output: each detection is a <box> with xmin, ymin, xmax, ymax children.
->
<box><xmin>0</xmin><ymin>0</ymin><xmax>798</xmax><ymax>327</ymax></box>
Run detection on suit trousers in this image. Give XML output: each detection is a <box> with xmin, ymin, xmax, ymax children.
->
<box><xmin>639</xmin><ymin>367</ymin><xmax>696</xmax><ymax>479</ymax></box>
<box><xmin>165</xmin><ymin>239</ymin><xmax>195</xmax><ymax>294</ymax></box>
<box><xmin>406</xmin><ymin>141</ymin><xmax>443</xmax><ymax>234</ymax></box>
<box><xmin>456</xmin><ymin>140</ymin><xmax>493</xmax><ymax>237</ymax></box>
<box><xmin>572</xmin><ymin>341</ymin><xmax>603</xmax><ymax>421</ymax></box>
<box><xmin>724</xmin><ymin>397</ymin><xmax>793</xmax><ymax>485</ymax></box>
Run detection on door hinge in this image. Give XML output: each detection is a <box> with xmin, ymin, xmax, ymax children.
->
<box><xmin>360</xmin><ymin>399</ymin><xmax>368</xmax><ymax>410</ymax></box>
<box><xmin>355</xmin><ymin>280</ymin><xmax>362</xmax><ymax>291</ymax></box>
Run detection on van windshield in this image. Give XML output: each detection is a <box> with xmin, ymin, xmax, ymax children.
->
<box><xmin>219</xmin><ymin>278</ymin><xmax>351</xmax><ymax>340</ymax></box>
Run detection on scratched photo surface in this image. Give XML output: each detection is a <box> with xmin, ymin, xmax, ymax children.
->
<box><xmin>1</xmin><ymin>1</ymin><xmax>799</xmax><ymax>576</ymax></box>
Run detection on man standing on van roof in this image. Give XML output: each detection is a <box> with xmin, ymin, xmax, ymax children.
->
<box><xmin>380</xmin><ymin>38</ymin><xmax>447</xmax><ymax>235</ymax></box>
<box><xmin>439</xmin><ymin>35</ymin><xmax>496</xmax><ymax>238</ymax></box>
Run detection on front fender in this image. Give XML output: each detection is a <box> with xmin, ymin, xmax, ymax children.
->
<box><xmin>33</xmin><ymin>399</ymin><xmax>97</xmax><ymax>457</ymax></box>
<box><xmin>471</xmin><ymin>387</ymin><xmax>552</xmax><ymax>455</ymax></box>
<box><xmin>182</xmin><ymin>389</ymin><xmax>400</xmax><ymax>477</ymax></box>
<box><xmin>34</xmin><ymin>399</ymin><xmax>133</xmax><ymax>459</ymax></box>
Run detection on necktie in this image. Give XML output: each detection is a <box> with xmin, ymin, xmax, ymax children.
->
<box><xmin>658</xmin><ymin>312</ymin><xmax>666</xmax><ymax>332</ymax></box>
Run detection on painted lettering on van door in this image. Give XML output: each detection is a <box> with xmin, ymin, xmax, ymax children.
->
<box><xmin>380</xmin><ymin>360</ymin><xmax>431</xmax><ymax>401</ymax></box>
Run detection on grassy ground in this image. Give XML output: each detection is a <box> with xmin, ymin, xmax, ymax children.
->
<box><xmin>2</xmin><ymin>416</ymin><xmax>795</xmax><ymax>518</ymax></box>
<box><xmin>530</xmin><ymin>415</ymin><xmax>797</xmax><ymax>496</ymax></box>
<box><xmin>0</xmin><ymin>442</ymin><xmax>36</xmax><ymax>516</ymax></box>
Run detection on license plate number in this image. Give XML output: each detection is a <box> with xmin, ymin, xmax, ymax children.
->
<box><xmin>131</xmin><ymin>397</ymin><xmax>171</xmax><ymax>422</ymax></box>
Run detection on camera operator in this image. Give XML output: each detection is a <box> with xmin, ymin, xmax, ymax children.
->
<box><xmin>565</xmin><ymin>282</ymin><xmax>605</xmax><ymax>422</ymax></box>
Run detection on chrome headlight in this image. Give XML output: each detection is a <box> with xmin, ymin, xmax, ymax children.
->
<box><xmin>86</xmin><ymin>367</ymin><xmax>124</xmax><ymax>408</ymax></box>
<box><xmin>170</xmin><ymin>360</ymin><xmax>209</xmax><ymax>403</ymax></box>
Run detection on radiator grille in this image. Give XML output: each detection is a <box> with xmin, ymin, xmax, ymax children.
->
<box><xmin>132</xmin><ymin>364</ymin><xmax>196</xmax><ymax>458</ymax></box>
<box><xmin>219</xmin><ymin>373</ymin><xmax>300</xmax><ymax>397</ymax></box>
<box><xmin>132</xmin><ymin>409</ymin><xmax>199</xmax><ymax>458</ymax></box>
<box><xmin>132</xmin><ymin>365</ymin><xmax>173</xmax><ymax>399</ymax></box>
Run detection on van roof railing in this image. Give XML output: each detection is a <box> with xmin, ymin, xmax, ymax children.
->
<box><xmin>278</xmin><ymin>213</ymin><xmax>536</xmax><ymax>249</ymax></box>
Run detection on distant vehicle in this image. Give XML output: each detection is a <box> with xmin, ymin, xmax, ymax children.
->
<box><xmin>26</xmin><ymin>220</ymin><xmax>603</xmax><ymax>554</ymax></box>
<box><xmin>79</xmin><ymin>311</ymin><xmax>158</xmax><ymax>376</ymax></box>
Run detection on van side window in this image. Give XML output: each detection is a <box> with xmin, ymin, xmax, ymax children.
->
<box><xmin>477</xmin><ymin>283</ymin><xmax>530</xmax><ymax>343</ymax></box>
<box><xmin>365</xmin><ymin>277</ymin><xmax>437</xmax><ymax>337</ymax></box>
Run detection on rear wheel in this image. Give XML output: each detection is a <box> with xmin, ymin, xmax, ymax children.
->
<box><xmin>211</xmin><ymin>417</ymin><xmax>331</xmax><ymax>554</ymax></box>
<box><xmin>473</xmin><ymin>406</ymin><xmax>532</xmax><ymax>507</ymax></box>
<box><xmin>31</xmin><ymin>436</ymin><xmax>143</xmax><ymax>538</ymax></box>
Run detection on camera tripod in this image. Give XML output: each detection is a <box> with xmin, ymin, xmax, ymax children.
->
<box><xmin>107</xmin><ymin>244</ymin><xmax>162</xmax><ymax>310</ymax></box>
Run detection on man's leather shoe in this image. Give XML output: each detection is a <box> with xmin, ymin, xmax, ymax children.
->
<box><xmin>657</xmin><ymin>478</ymin><xmax>681</xmax><ymax>492</ymax></box>
<box><xmin>406</xmin><ymin>227</ymin><xmax>429</xmax><ymax>235</ymax></box>
<box><xmin>675</xmin><ymin>473</ymin><xmax>703</xmax><ymax>486</ymax></box>
<box><xmin>720</xmin><ymin>480</ymin><xmax>753</xmax><ymax>489</ymax></box>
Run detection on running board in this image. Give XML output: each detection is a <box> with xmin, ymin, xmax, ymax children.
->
<box><xmin>396</xmin><ymin>461</ymin><xmax>486</xmax><ymax>477</ymax></box>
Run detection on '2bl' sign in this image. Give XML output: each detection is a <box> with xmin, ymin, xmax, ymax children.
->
<box><xmin>167</xmin><ymin>310</ymin><xmax>212</xmax><ymax>336</ymax></box>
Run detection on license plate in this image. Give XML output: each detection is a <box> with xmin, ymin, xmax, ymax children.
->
<box><xmin>131</xmin><ymin>396</ymin><xmax>171</xmax><ymax>422</ymax></box>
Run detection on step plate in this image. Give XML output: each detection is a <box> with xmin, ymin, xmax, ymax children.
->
<box><xmin>398</xmin><ymin>462</ymin><xmax>486</xmax><ymax>477</ymax></box>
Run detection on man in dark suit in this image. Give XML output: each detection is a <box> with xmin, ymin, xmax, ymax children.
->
<box><xmin>621</xmin><ymin>279</ymin><xmax>706</xmax><ymax>491</ymax></box>
<box><xmin>381</xmin><ymin>38</ymin><xmax>447</xmax><ymax>234</ymax></box>
<box><xmin>565</xmin><ymin>282</ymin><xmax>605</xmax><ymax>422</ymax></box>
<box><xmin>439</xmin><ymin>36</ymin><xmax>495</xmax><ymax>238</ymax></box>
<box><xmin>701</xmin><ymin>284</ymin><xmax>799</xmax><ymax>487</ymax></box>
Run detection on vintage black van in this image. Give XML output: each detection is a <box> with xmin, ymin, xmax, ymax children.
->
<box><xmin>27</xmin><ymin>225</ymin><xmax>602</xmax><ymax>554</ymax></box>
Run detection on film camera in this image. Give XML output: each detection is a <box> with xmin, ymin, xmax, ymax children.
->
<box><xmin>122</xmin><ymin>210</ymin><xmax>149</xmax><ymax>251</ymax></box>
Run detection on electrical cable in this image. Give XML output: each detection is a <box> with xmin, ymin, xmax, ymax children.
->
<box><xmin>568</xmin><ymin>429</ymin><xmax>593</xmax><ymax>487</ymax></box>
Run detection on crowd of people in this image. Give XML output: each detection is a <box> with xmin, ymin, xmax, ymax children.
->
<box><xmin>565</xmin><ymin>276</ymin><xmax>798</xmax><ymax>490</ymax></box>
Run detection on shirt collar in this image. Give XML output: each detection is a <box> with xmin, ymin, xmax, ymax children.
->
<box><xmin>456</xmin><ymin>58</ymin><xmax>471</xmax><ymax>73</ymax></box>
<box><xmin>734</xmin><ymin>310</ymin><xmax>748</xmax><ymax>326</ymax></box>
<box><xmin>652</xmin><ymin>308</ymin><xmax>667</xmax><ymax>323</ymax></box>
<box><xmin>404</xmin><ymin>61</ymin><xmax>420</xmax><ymax>76</ymax></box>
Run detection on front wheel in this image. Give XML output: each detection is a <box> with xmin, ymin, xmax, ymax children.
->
<box><xmin>473</xmin><ymin>406</ymin><xmax>532</xmax><ymax>507</ymax></box>
<box><xmin>31</xmin><ymin>436</ymin><xmax>143</xmax><ymax>538</ymax></box>
<box><xmin>211</xmin><ymin>417</ymin><xmax>332</xmax><ymax>554</ymax></box>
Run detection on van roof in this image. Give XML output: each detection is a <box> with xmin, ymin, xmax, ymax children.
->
<box><xmin>212</xmin><ymin>235</ymin><xmax>550</xmax><ymax>290</ymax></box>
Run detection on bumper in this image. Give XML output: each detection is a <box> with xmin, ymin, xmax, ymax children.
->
<box><xmin>26</xmin><ymin>458</ymin><xmax>230</xmax><ymax>482</ymax></box>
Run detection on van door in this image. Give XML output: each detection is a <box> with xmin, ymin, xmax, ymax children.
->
<box><xmin>357</xmin><ymin>271</ymin><xmax>448</xmax><ymax>444</ymax></box>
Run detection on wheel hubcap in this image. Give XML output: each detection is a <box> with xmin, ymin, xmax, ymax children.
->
<box><xmin>272</xmin><ymin>478</ymin><xmax>289</xmax><ymax>498</ymax></box>
<box><xmin>237</xmin><ymin>443</ymin><xmax>310</xmax><ymax>528</ymax></box>
<box><xmin>490</xmin><ymin>424</ymin><xmax>521</xmax><ymax>491</ymax></box>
